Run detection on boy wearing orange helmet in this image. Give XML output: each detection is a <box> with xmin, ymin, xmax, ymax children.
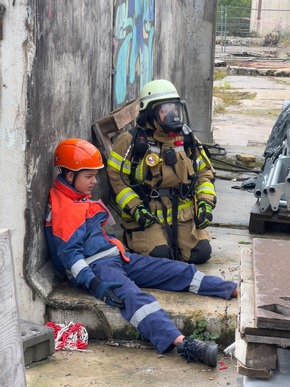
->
<box><xmin>45</xmin><ymin>138</ymin><xmax>238</xmax><ymax>368</ymax></box>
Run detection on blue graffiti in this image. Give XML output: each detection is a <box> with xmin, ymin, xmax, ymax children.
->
<box><xmin>114</xmin><ymin>0</ymin><xmax>155</xmax><ymax>106</ymax></box>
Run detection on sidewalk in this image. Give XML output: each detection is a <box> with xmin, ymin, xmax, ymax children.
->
<box><xmin>25</xmin><ymin>74</ymin><xmax>290</xmax><ymax>387</ymax></box>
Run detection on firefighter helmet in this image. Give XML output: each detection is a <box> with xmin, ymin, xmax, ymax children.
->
<box><xmin>139</xmin><ymin>79</ymin><xmax>180</xmax><ymax>111</ymax></box>
<box><xmin>139</xmin><ymin>80</ymin><xmax>183</xmax><ymax>134</ymax></box>
<box><xmin>54</xmin><ymin>138</ymin><xmax>104</xmax><ymax>171</ymax></box>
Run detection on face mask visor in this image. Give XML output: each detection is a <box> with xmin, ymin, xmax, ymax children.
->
<box><xmin>153</xmin><ymin>100</ymin><xmax>184</xmax><ymax>134</ymax></box>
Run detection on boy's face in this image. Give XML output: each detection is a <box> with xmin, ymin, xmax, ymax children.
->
<box><xmin>73</xmin><ymin>169</ymin><xmax>99</xmax><ymax>194</ymax></box>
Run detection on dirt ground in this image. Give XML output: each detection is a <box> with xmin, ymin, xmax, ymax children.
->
<box><xmin>25</xmin><ymin>340</ymin><xmax>243</xmax><ymax>387</ymax></box>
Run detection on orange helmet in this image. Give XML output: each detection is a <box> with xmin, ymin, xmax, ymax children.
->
<box><xmin>54</xmin><ymin>138</ymin><xmax>104</xmax><ymax>171</ymax></box>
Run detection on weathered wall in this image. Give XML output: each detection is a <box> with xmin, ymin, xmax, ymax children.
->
<box><xmin>154</xmin><ymin>0</ymin><xmax>217</xmax><ymax>141</ymax></box>
<box><xmin>113</xmin><ymin>0</ymin><xmax>155</xmax><ymax>105</ymax></box>
<box><xmin>251</xmin><ymin>0</ymin><xmax>290</xmax><ymax>35</ymax></box>
<box><xmin>0</xmin><ymin>230</ymin><xmax>26</xmax><ymax>386</ymax></box>
<box><xmin>0</xmin><ymin>0</ymin><xmax>217</xmax><ymax>324</ymax></box>
<box><xmin>25</xmin><ymin>0</ymin><xmax>113</xmax><ymax>301</ymax></box>
<box><xmin>0</xmin><ymin>0</ymin><xmax>45</xmax><ymax>322</ymax></box>
<box><xmin>111</xmin><ymin>0</ymin><xmax>216</xmax><ymax>140</ymax></box>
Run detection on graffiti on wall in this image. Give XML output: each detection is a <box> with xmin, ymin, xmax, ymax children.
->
<box><xmin>113</xmin><ymin>0</ymin><xmax>155</xmax><ymax>106</ymax></box>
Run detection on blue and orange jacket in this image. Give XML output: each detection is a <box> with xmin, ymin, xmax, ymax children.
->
<box><xmin>45</xmin><ymin>175</ymin><xmax>127</xmax><ymax>289</ymax></box>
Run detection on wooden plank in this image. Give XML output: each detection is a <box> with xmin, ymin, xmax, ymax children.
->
<box><xmin>0</xmin><ymin>229</ymin><xmax>26</xmax><ymax>386</ymax></box>
<box><xmin>94</xmin><ymin>99</ymin><xmax>139</xmax><ymax>134</ymax></box>
<box><xmin>96</xmin><ymin>116</ymin><xmax>120</xmax><ymax>135</ymax></box>
<box><xmin>239</xmin><ymin>247</ymin><xmax>256</xmax><ymax>334</ymax></box>
<box><xmin>237</xmin><ymin>362</ymin><xmax>273</xmax><ymax>379</ymax></box>
<box><xmin>244</xmin><ymin>334</ymin><xmax>290</xmax><ymax>346</ymax></box>
<box><xmin>93</xmin><ymin>122</ymin><xmax>115</xmax><ymax>159</ymax></box>
<box><xmin>243</xmin><ymin>326</ymin><xmax>290</xmax><ymax>339</ymax></box>
<box><xmin>235</xmin><ymin>330</ymin><xmax>277</xmax><ymax>370</ymax></box>
<box><xmin>113</xmin><ymin>99</ymin><xmax>139</xmax><ymax>129</ymax></box>
<box><xmin>93</xmin><ymin>99</ymin><xmax>139</xmax><ymax>159</ymax></box>
<box><xmin>249</xmin><ymin>201</ymin><xmax>290</xmax><ymax>234</ymax></box>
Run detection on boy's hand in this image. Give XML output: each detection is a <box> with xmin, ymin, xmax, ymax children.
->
<box><xmin>90</xmin><ymin>278</ymin><xmax>124</xmax><ymax>308</ymax></box>
<box><xmin>196</xmin><ymin>200</ymin><xmax>213</xmax><ymax>229</ymax></box>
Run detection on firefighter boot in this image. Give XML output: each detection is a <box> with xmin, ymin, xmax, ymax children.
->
<box><xmin>176</xmin><ymin>337</ymin><xmax>218</xmax><ymax>367</ymax></box>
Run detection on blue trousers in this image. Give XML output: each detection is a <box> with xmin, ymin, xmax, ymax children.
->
<box><xmin>90</xmin><ymin>253</ymin><xmax>237</xmax><ymax>353</ymax></box>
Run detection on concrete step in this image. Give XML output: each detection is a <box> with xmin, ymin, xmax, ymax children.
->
<box><xmin>46</xmin><ymin>285</ymin><xmax>238</xmax><ymax>348</ymax></box>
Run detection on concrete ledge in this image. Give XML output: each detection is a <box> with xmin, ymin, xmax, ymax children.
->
<box><xmin>45</xmin><ymin>285</ymin><xmax>238</xmax><ymax>347</ymax></box>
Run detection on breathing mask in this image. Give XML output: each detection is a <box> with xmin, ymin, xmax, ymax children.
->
<box><xmin>152</xmin><ymin>100</ymin><xmax>184</xmax><ymax>134</ymax></box>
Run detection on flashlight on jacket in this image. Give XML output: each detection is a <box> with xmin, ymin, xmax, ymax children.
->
<box><xmin>145</xmin><ymin>153</ymin><xmax>162</xmax><ymax>167</ymax></box>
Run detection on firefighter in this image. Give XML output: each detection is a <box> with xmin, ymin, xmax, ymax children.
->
<box><xmin>107</xmin><ymin>79</ymin><xmax>216</xmax><ymax>263</ymax></box>
<box><xmin>45</xmin><ymin>138</ymin><xmax>238</xmax><ymax>368</ymax></box>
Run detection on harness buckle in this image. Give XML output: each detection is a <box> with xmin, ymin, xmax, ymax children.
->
<box><xmin>149</xmin><ymin>189</ymin><xmax>160</xmax><ymax>199</ymax></box>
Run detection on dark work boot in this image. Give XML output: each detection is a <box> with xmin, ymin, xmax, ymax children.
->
<box><xmin>176</xmin><ymin>337</ymin><xmax>218</xmax><ymax>367</ymax></box>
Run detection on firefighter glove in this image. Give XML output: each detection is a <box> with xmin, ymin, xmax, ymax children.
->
<box><xmin>133</xmin><ymin>203</ymin><xmax>155</xmax><ymax>228</ymax></box>
<box><xmin>90</xmin><ymin>278</ymin><xmax>124</xmax><ymax>308</ymax></box>
<box><xmin>196</xmin><ymin>200</ymin><xmax>213</xmax><ymax>229</ymax></box>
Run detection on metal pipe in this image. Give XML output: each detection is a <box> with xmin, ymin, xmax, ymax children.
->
<box><xmin>257</xmin><ymin>0</ymin><xmax>262</xmax><ymax>35</ymax></box>
<box><xmin>265</xmin><ymin>158</ymin><xmax>283</xmax><ymax>187</ymax></box>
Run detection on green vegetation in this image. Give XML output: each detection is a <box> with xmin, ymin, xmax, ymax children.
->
<box><xmin>191</xmin><ymin>320</ymin><xmax>220</xmax><ymax>342</ymax></box>
<box><xmin>217</xmin><ymin>0</ymin><xmax>252</xmax><ymax>36</ymax></box>
<box><xmin>273</xmin><ymin>78</ymin><xmax>290</xmax><ymax>86</ymax></box>
<box><xmin>214</xmin><ymin>69</ymin><xmax>227</xmax><ymax>81</ymax></box>
<box><xmin>128</xmin><ymin>327</ymin><xmax>145</xmax><ymax>341</ymax></box>
<box><xmin>217</xmin><ymin>0</ymin><xmax>251</xmax><ymax>16</ymax></box>
<box><xmin>226</xmin><ymin>108</ymin><xmax>281</xmax><ymax>118</ymax></box>
<box><xmin>213</xmin><ymin>81</ymin><xmax>256</xmax><ymax>113</ymax></box>
<box><xmin>280</xmin><ymin>34</ymin><xmax>290</xmax><ymax>49</ymax></box>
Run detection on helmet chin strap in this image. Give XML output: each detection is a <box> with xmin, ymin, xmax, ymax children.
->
<box><xmin>59</xmin><ymin>167</ymin><xmax>83</xmax><ymax>190</ymax></box>
<box><xmin>72</xmin><ymin>171</ymin><xmax>80</xmax><ymax>188</ymax></box>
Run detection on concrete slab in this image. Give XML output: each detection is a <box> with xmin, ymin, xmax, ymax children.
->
<box><xmin>253</xmin><ymin>238</ymin><xmax>290</xmax><ymax>330</ymax></box>
<box><xmin>212</xmin><ymin>113</ymin><xmax>274</xmax><ymax>147</ymax></box>
<box><xmin>216</xmin><ymin>75</ymin><xmax>290</xmax><ymax>92</ymax></box>
<box><xmin>213</xmin><ymin>177</ymin><xmax>255</xmax><ymax>228</ymax></box>
<box><xmin>238</xmin><ymin>242</ymin><xmax>290</xmax><ymax>346</ymax></box>
<box><xmin>207</xmin><ymin>227</ymin><xmax>251</xmax><ymax>281</ymax></box>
